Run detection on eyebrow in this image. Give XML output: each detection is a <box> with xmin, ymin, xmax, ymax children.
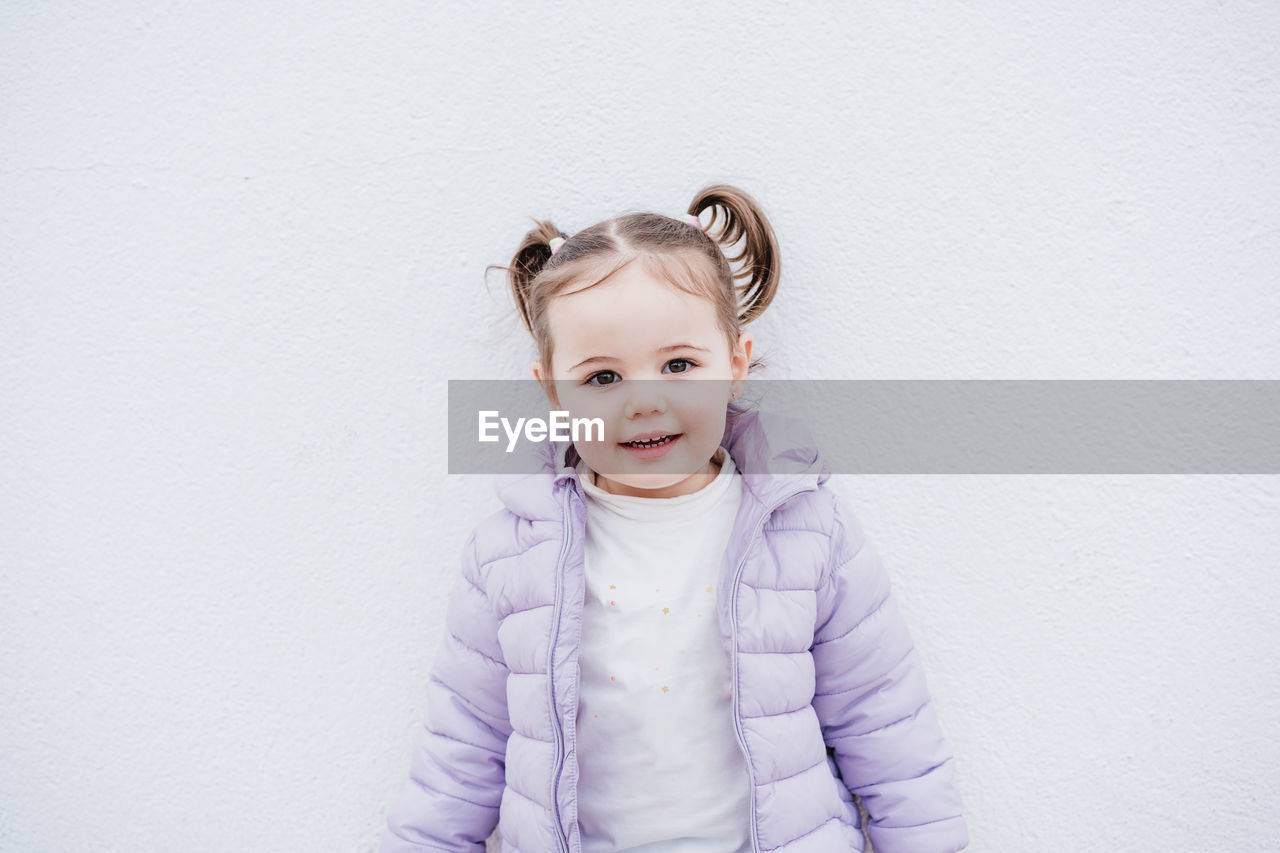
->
<box><xmin>568</xmin><ymin>344</ymin><xmax>711</xmax><ymax>372</ymax></box>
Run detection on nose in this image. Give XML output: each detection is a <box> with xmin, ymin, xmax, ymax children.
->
<box><xmin>624</xmin><ymin>380</ymin><xmax>668</xmax><ymax>419</ymax></box>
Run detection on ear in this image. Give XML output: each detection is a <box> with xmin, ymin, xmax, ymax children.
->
<box><xmin>532</xmin><ymin>361</ymin><xmax>560</xmax><ymax>408</ymax></box>
<box><xmin>731</xmin><ymin>332</ymin><xmax>753</xmax><ymax>384</ymax></box>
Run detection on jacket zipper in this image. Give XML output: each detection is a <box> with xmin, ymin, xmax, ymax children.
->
<box><xmin>549</xmin><ymin>479</ymin><xmax>815</xmax><ymax>852</ymax></box>
<box><xmin>548</xmin><ymin>485</ymin><xmax>573</xmax><ymax>853</ymax></box>
<box><xmin>730</xmin><ymin>486</ymin><xmax>815</xmax><ymax>853</ymax></box>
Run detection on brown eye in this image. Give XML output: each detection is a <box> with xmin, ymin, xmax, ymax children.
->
<box><xmin>665</xmin><ymin>359</ymin><xmax>697</xmax><ymax>374</ymax></box>
<box><xmin>585</xmin><ymin>370</ymin><xmax>620</xmax><ymax>387</ymax></box>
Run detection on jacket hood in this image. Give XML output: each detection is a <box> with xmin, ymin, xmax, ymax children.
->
<box><xmin>493</xmin><ymin>404</ymin><xmax>832</xmax><ymax>521</ymax></box>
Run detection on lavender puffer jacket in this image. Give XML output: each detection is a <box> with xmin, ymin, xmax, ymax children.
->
<box><xmin>381</xmin><ymin>408</ymin><xmax>968</xmax><ymax>852</ymax></box>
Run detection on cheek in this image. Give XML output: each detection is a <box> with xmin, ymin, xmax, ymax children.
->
<box><xmin>672</xmin><ymin>377</ymin><xmax>732</xmax><ymax>407</ymax></box>
<box><xmin>673</xmin><ymin>394</ymin><xmax>730</xmax><ymax>434</ymax></box>
<box><xmin>552</xmin><ymin>388</ymin><xmax>622</xmax><ymax>444</ymax></box>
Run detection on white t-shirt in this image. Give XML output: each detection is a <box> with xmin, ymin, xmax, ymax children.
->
<box><xmin>573</xmin><ymin>447</ymin><xmax>753</xmax><ymax>853</ymax></box>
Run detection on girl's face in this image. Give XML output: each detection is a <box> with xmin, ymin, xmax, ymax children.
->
<box><xmin>532</xmin><ymin>262</ymin><xmax>751</xmax><ymax>499</ymax></box>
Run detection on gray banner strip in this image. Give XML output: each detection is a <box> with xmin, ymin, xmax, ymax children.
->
<box><xmin>448</xmin><ymin>380</ymin><xmax>1280</xmax><ymax>474</ymax></box>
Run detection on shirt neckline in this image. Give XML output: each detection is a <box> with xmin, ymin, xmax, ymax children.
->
<box><xmin>576</xmin><ymin>447</ymin><xmax>738</xmax><ymax>522</ymax></box>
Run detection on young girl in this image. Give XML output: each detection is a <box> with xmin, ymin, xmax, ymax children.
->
<box><xmin>380</xmin><ymin>185</ymin><xmax>968</xmax><ymax>853</ymax></box>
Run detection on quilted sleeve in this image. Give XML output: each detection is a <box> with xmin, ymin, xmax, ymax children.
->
<box><xmin>379</xmin><ymin>531</ymin><xmax>512</xmax><ymax>852</ymax></box>
<box><xmin>810</xmin><ymin>495</ymin><xmax>968</xmax><ymax>853</ymax></box>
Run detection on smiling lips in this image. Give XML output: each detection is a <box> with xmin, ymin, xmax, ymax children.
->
<box><xmin>619</xmin><ymin>432</ymin><xmax>683</xmax><ymax>458</ymax></box>
<box><xmin>620</xmin><ymin>432</ymin><xmax>680</xmax><ymax>448</ymax></box>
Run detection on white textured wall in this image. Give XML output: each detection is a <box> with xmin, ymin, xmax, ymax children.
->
<box><xmin>3</xmin><ymin>3</ymin><xmax>1278</xmax><ymax>851</ymax></box>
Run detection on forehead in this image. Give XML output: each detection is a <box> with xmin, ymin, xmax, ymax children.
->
<box><xmin>547</xmin><ymin>262</ymin><xmax>721</xmax><ymax>368</ymax></box>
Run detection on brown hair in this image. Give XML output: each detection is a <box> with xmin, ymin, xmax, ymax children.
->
<box><xmin>487</xmin><ymin>183</ymin><xmax>782</xmax><ymax>394</ymax></box>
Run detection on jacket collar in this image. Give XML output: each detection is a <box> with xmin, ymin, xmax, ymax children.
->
<box><xmin>494</xmin><ymin>405</ymin><xmax>830</xmax><ymax>521</ymax></box>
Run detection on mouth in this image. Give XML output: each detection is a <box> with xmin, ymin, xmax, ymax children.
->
<box><xmin>619</xmin><ymin>433</ymin><xmax>681</xmax><ymax>449</ymax></box>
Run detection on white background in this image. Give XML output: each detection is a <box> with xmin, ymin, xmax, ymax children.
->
<box><xmin>3</xmin><ymin>2</ymin><xmax>1278</xmax><ymax>851</ymax></box>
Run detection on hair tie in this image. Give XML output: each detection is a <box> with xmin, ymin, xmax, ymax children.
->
<box><xmin>681</xmin><ymin>213</ymin><xmax>706</xmax><ymax>229</ymax></box>
<box><xmin>548</xmin><ymin>236</ymin><xmax>566</xmax><ymax>255</ymax></box>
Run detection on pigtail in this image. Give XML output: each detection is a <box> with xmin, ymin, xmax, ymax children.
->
<box><xmin>688</xmin><ymin>184</ymin><xmax>781</xmax><ymax>324</ymax></box>
<box><xmin>486</xmin><ymin>217</ymin><xmax>566</xmax><ymax>334</ymax></box>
